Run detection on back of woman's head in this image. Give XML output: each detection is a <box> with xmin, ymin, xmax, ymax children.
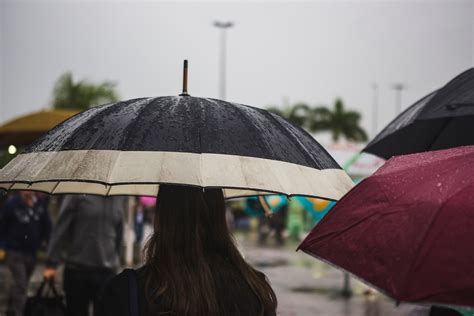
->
<box><xmin>144</xmin><ymin>185</ymin><xmax>277</xmax><ymax>315</ymax></box>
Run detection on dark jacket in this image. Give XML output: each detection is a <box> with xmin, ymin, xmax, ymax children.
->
<box><xmin>0</xmin><ymin>194</ymin><xmax>51</xmax><ymax>255</ymax></box>
<box><xmin>46</xmin><ymin>195</ymin><xmax>127</xmax><ymax>270</ymax></box>
<box><xmin>99</xmin><ymin>265</ymin><xmax>273</xmax><ymax>316</ymax></box>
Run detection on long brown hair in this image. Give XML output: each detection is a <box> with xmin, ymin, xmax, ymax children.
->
<box><xmin>144</xmin><ymin>185</ymin><xmax>277</xmax><ymax>315</ymax></box>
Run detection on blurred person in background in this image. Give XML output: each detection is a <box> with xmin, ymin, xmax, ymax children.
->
<box><xmin>43</xmin><ymin>195</ymin><xmax>127</xmax><ymax>316</ymax></box>
<box><xmin>134</xmin><ymin>201</ymin><xmax>145</xmax><ymax>245</ymax></box>
<box><xmin>0</xmin><ymin>191</ymin><xmax>51</xmax><ymax>316</ymax></box>
<box><xmin>287</xmin><ymin>198</ymin><xmax>305</xmax><ymax>242</ymax></box>
<box><xmin>246</xmin><ymin>197</ymin><xmax>271</xmax><ymax>245</ymax></box>
<box><xmin>135</xmin><ymin>196</ymin><xmax>156</xmax><ymax>245</ymax></box>
<box><xmin>270</xmin><ymin>203</ymin><xmax>287</xmax><ymax>246</ymax></box>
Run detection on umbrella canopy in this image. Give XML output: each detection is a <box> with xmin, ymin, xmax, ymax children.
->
<box><xmin>0</xmin><ymin>96</ymin><xmax>353</xmax><ymax>199</ymax></box>
<box><xmin>0</xmin><ymin>109</ymin><xmax>80</xmax><ymax>147</ymax></box>
<box><xmin>364</xmin><ymin>68</ymin><xmax>474</xmax><ymax>159</ymax></box>
<box><xmin>298</xmin><ymin>145</ymin><xmax>474</xmax><ymax>308</ymax></box>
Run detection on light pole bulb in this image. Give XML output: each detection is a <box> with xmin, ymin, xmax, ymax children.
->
<box><xmin>8</xmin><ymin>145</ymin><xmax>17</xmax><ymax>155</ymax></box>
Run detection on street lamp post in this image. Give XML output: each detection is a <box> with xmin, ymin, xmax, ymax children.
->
<box><xmin>392</xmin><ymin>83</ymin><xmax>405</xmax><ymax>114</ymax></box>
<box><xmin>214</xmin><ymin>21</ymin><xmax>234</xmax><ymax>100</ymax></box>
<box><xmin>372</xmin><ymin>83</ymin><xmax>379</xmax><ymax>136</ymax></box>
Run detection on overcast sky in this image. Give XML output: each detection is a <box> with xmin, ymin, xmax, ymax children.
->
<box><xmin>1</xmin><ymin>0</ymin><xmax>473</xmax><ymax>137</ymax></box>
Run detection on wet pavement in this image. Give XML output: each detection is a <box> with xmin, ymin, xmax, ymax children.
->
<box><xmin>236</xmin><ymin>233</ymin><xmax>431</xmax><ymax>316</ymax></box>
<box><xmin>0</xmin><ymin>235</ymin><xmax>432</xmax><ymax>316</ymax></box>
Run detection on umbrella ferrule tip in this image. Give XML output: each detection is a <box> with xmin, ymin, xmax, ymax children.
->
<box><xmin>180</xmin><ymin>60</ymin><xmax>190</xmax><ymax>96</ymax></box>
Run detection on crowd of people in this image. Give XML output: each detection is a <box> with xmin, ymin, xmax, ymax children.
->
<box><xmin>0</xmin><ymin>189</ymin><xmax>466</xmax><ymax>316</ymax></box>
<box><xmin>0</xmin><ymin>189</ymin><xmax>279</xmax><ymax>316</ymax></box>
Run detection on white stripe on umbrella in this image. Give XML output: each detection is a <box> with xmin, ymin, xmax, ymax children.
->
<box><xmin>0</xmin><ymin>150</ymin><xmax>353</xmax><ymax>199</ymax></box>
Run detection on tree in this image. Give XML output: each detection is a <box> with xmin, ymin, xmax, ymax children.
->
<box><xmin>267</xmin><ymin>98</ymin><xmax>368</xmax><ymax>143</ymax></box>
<box><xmin>51</xmin><ymin>72</ymin><xmax>119</xmax><ymax>110</ymax></box>
<box><xmin>309</xmin><ymin>98</ymin><xmax>368</xmax><ymax>142</ymax></box>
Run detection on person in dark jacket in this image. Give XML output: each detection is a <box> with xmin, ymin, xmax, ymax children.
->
<box><xmin>43</xmin><ymin>194</ymin><xmax>127</xmax><ymax>316</ymax></box>
<box><xmin>100</xmin><ymin>185</ymin><xmax>277</xmax><ymax>316</ymax></box>
<box><xmin>0</xmin><ymin>191</ymin><xmax>51</xmax><ymax>316</ymax></box>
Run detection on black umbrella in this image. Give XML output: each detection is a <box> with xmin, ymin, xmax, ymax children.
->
<box><xmin>0</xmin><ymin>62</ymin><xmax>352</xmax><ymax>199</ymax></box>
<box><xmin>364</xmin><ymin>68</ymin><xmax>474</xmax><ymax>159</ymax></box>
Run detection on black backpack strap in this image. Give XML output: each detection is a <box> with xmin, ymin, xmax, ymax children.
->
<box><xmin>125</xmin><ymin>269</ymin><xmax>139</xmax><ymax>316</ymax></box>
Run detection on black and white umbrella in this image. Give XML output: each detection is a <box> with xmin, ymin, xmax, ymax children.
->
<box><xmin>364</xmin><ymin>68</ymin><xmax>474</xmax><ymax>159</ymax></box>
<box><xmin>0</xmin><ymin>62</ymin><xmax>352</xmax><ymax>199</ymax></box>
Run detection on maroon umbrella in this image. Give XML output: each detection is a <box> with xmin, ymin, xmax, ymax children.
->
<box><xmin>298</xmin><ymin>145</ymin><xmax>474</xmax><ymax>308</ymax></box>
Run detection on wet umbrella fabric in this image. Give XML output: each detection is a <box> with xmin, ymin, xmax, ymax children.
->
<box><xmin>298</xmin><ymin>145</ymin><xmax>474</xmax><ymax>308</ymax></box>
<box><xmin>364</xmin><ymin>68</ymin><xmax>474</xmax><ymax>159</ymax></box>
<box><xmin>0</xmin><ymin>96</ymin><xmax>353</xmax><ymax>199</ymax></box>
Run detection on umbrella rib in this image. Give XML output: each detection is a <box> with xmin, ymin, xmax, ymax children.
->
<box><xmin>205</xmin><ymin>98</ymin><xmax>288</xmax><ymax>189</ymax></box>
<box><xmin>50</xmin><ymin>181</ymin><xmax>61</xmax><ymax>194</ymax></box>
<box><xmin>66</xmin><ymin>101</ymin><xmax>147</xmax><ymax>183</ymax></box>
<box><xmin>400</xmin><ymin>182</ymin><xmax>474</xmax><ymax>299</ymax></box>
<box><xmin>424</xmin><ymin>117</ymin><xmax>453</xmax><ymax>151</ymax></box>
<box><xmin>367</xmin><ymin>170</ymin><xmax>455</xmax><ymax>298</ymax></box>
<box><xmin>105</xmin><ymin>150</ymin><xmax>122</xmax><ymax>187</ymax></box>
<box><xmin>233</xmin><ymin>110</ymin><xmax>273</xmax><ymax>189</ymax></box>
<box><xmin>398</xmin><ymin>201</ymin><xmax>448</xmax><ymax>298</ymax></box>
<box><xmin>218</xmin><ymin>100</ymin><xmax>273</xmax><ymax>159</ymax></box>
<box><xmin>31</xmin><ymin>101</ymin><xmax>120</xmax><ymax>152</ymax></box>
<box><xmin>118</xmin><ymin>97</ymin><xmax>158</xmax><ymax>149</ymax></box>
<box><xmin>267</xmin><ymin>112</ymin><xmax>337</xmax><ymax>170</ymax></box>
<box><xmin>105</xmin><ymin>184</ymin><xmax>113</xmax><ymax>196</ymax></box>
<box><xmin>363</xmin><ymin>91</ymin><xmax>438</xmax><ymax>158</ymax></box>
<box><xmin>198</xmin><ymin>99</ymin><xmax>204</xmax><ymax>187</ymax></box>
<box><xmin>100</xmin><ymin>98</ymin><xmax>157</xmax><ymax>186</ymax></box>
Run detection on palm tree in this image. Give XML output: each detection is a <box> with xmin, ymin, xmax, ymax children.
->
<box><xmin>309</xmin><ymin>98</ymin><xmax>367</xmax><ymax>142</ymax></box>
<box><xmin>268</xmin><ymin>99</ymin><xmax>368</xmax><ymax>143</ymax></box>
<box><xmin>51</xmin><ymin>72</ymin><xmax>119</xmax><ymax>110</ymax></box>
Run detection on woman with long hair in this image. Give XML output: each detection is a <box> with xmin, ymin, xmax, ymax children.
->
<box><xmin>100</xmin><ymin>185</ymin><xmax>277</xmax><ymax>316</ymax></box>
